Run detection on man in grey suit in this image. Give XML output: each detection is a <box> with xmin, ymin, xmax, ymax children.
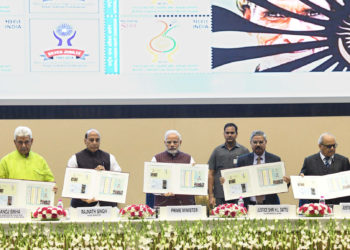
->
<box><xmin>236</xmin><ymin>130</ymin><xmax>290</xmax><ymax>207</ymax></box>
<box><xmin>300</xmin><ymin>132</ymin><xmax>350</xmax><ymax>205</ymax></box>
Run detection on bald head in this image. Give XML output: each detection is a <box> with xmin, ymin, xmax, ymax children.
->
<box><xmin>318</xmin><ymin>133</ymin><xmax>337</xmax><ymax>158</ymax></box>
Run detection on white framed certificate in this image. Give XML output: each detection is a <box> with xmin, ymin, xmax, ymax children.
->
<box><xmin>97</xmin><ymin>171</ymin><xmax>129</xmax><ymax>203</ymax></box>
<box><xmin>0</xmin><ymin>179</ymin><xmax>55</xmax><ymax>208</ymax></box>
<box><xmin>62</xmin><ymin>168</ymin><xmax>129</xmax><ymax>203</ymax></box>
<box><xmin>221</xmin><ymin>162</ymin><xmax>288</xmax><ymax>200</ymax></box>
<box><xmin>291</xmin><ymin>170</ymin><xmax>350</xmax><ymax>200</ymax></box>
<box><xmin>143</xmin><ymin>162</ymin><xmax>208</xmax><ymax>195</ymax></box>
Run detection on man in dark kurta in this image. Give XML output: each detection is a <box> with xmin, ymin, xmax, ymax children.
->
<box><xmin>151</xmin><ymin>130</ymin><xmax>196</xmax><ymax>207</ymax></box>
<box><xmin>67</xmin><ymin>129</ymin><xmax>121</xmax><ymax>208</ymax></box>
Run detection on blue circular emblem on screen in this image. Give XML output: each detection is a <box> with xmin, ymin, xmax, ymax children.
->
<box><xmin>56</xmin><ymin>23</ymin><xmax>74</xmax><ymax>37</ymax></box>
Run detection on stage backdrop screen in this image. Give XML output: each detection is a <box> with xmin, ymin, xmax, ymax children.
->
<box><xmin>1</xmin><ymin>0</ymin><xmax>350</xmax><ymax>105</ymax></box>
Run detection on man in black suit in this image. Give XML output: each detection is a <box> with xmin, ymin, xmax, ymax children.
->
<box><xmin>299</xmin><ymin>132</ymin><xmax>350</xmax><ymax>205</ymax></box>
<box><xmin>237</xmin><ymin>130</ymin><xmax>290</xmax><ymax>207</ymax></box>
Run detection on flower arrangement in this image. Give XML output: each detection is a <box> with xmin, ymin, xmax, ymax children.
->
<box><xmin>298</xmin><ymin>203</ymin><xmax>332</xmax><ymax>217</ymax></box>
<box><xmin>0</xmin><ymin>219</ymin><xmax>350</xmax><ymax>248</ymax></box>
<box><xmin>119</xmin><ymin>204</ymin><xmax>154</xmax><ymax>219</ymax></box>
<box><xmin>211</xmin><ymin>203</ymin><xmax>247</xmax><ymax>218</ymax></box>
<box><xmin>32</xmin><ymin>206</ymin><xmax>67</xmax><ymax>221</ymax></box>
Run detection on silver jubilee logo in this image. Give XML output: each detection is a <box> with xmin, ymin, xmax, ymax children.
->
<box><xmin>53</xmin><ymin>23</ymin><xmax>76</xmax><ymax>47</ymax></box>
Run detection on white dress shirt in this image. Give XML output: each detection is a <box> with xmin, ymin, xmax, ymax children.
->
<box><xmin>67</xmin><ymin>153</ymin><xmax>121</xmax><ymax>172</ymax></box>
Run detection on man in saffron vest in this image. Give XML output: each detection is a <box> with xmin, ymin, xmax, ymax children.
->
<box><xmin>151</xmin><ymin>130</ymin><xmax>196</xmax><ymax>207</ymax></box>
<box><xmin>67</xmin><ymin>129</ymin><xmax>121</xmax><ymax>208</ymax></box>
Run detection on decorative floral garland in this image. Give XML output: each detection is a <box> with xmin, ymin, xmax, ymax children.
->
<box><xmin>211</xmin><ymin>203</ymin><xmax>247</xmax><ymax>218</ymax></box>
<box><xmin>119</xmin><ymin>204</ymin><xmax>154</xmax><ymax>219</ymax></box>
<box><xmin>298</xmin><ymin>203</ymin><xmax>332</xmax><ymax>217</ymax></box>
<box><xmin>32</xmin><ymin>206</ymin><xmax>67</xmax><ymax>220</ymax></box>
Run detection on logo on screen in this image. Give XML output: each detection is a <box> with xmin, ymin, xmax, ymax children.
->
<box><xmin>41</xmin><ymin>23</ymin><xmax>88</xmax><ymax>60</ymax></box>
<box><xmin>148</xmin><ymin>20</ymin><xmax>177</xmax><ymax>63</ymax></box>
<box><xmin>212</xmin><ymin>0</ymin><xmax>350</xmax><ymax>72</ymax></box>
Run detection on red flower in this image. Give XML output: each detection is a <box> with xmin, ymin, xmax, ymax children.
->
<box><xmin>130</xmin><ymin>212</ymin><xmax>135</xmax><ymax>217</ymax></box>
<box><xmin>230</xmin><ymin>211</ymin><xmax>236</xmax><ymax>217</ymax></box>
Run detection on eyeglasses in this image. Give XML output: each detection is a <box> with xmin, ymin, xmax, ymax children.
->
<box><xmin>322</xmin><ymin>143</ymin><xmax>337</xmax><ymax>149</ymax></box>
<box><xmin>88</xmin><ymin>138</ymin><xmax>100</xmax><ymax>142</ymax></box>
<box><xmin>252</xmin><ymin>140</ymin><xmax>265</xmax><ymax>145</ymax></box>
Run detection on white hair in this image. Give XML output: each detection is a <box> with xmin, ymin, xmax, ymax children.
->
<box><xmin>318</xmin><ymin>132</ymin><xmax>336</xmax><ymax>145</ymax></box>
<box><xmin>14</xmin><ymin>126</ymin><xmax>32</xmax><ymax>140</ymax></box>
<box><xmin>164</xmin><ymin>130</ymin><xmax>182</xmax><ymax>141</ymax></box>
<box><xmin>85</xmin><ymin>128</ymin><xmax>101</xmax><ymax>138</ymax></box>
<box><xmin>250</xmin><ymin>130</ymin><xmax>267</xmax><ymax>142</ymax></box>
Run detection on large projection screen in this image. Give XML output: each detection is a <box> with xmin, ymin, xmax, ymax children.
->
<box><xmin>1</xmin><ymin>0</ymin><xmax>350</xmax><ymax>105</ymax></box>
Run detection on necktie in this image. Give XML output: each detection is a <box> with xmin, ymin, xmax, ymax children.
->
<box><xmin>257</xmin><ymin>156</ymin><xmax>262</xmax><ymax>164</ymax></box>
<box><xmin>324</xmin><ymin>157</ymin><xmax>330</xmax><ymax>167</ymax></box>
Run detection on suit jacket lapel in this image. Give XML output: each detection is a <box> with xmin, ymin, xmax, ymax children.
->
<box><xmin>248</xmin><ymin>153</ymin><xmax>254</xmax><ymax>165</ymax></box>
<box><xmin>264</xmin><ymin>152</ymin><xmax>270</xmax><ymax>163</ymax></box>
<box><xmin>316</xmin><ymin>154</ymin><xmax>325</xmax><ymax>167</ymax></box>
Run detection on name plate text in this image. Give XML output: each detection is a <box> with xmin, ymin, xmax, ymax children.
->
<box><xmin>249</xmin><ymin>205</ymin><xmax>296</xmax><ymax>218</ymax></box>
<box><xmin>333</xmin><ymin>203</ymin><xmax>350</xmax><ymax>217</ymax></box>
<box><xmin>0</xmin><ymin>208</ymin><xmax>28</xmax><ymax>220</ymax></box>
<box><xmin>160</xmin><ymin>205</ymin><xmax>206</xmax><ymax>219</ymax></box>
<box><xmin>75</xmin><ymin>207</ymin><xmax>112</xmax><ymax>220</ymax></box>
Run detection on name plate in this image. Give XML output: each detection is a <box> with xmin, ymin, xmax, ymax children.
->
<box><xmin>333</xmin><ymin>203</ymin><xmax>350</xmax><ymax>217</ymax></box>
<box><xmin>159</xmin><ymin>205</ymin><xmax>206</xmax><ymax>220</ymax></box>
<box><xmin>0</xmin><ymin>208</ymin><xmax>29</xmax><ymax>221</ymax></box>
<box><xmin>248</xmin><ymin>205</ymin><xmax>296</xmax><ymax>219</ymax></box>
<box><xmin>70</xmin><ymin>207</ymin><xmax>114</xmax><ymax>221</ymax></box>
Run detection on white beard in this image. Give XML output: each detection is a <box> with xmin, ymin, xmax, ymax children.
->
<box><xmin>167</xmin><ymin>149</ymin><xmax>179</xmax><ymax>156</ymax></box>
